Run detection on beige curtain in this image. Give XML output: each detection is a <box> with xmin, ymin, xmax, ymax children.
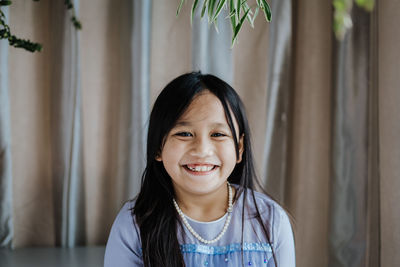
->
<box><xmin>288</xmin><ymin>1</ymin><xmax>332</xmax><ymax>266</ymax></box>
<box><xmin>2</xmin><ymin>0</ymin><xmax>400</xmax><ymax>266</ymax></box>
<box><xmin>378</xmin><ymin>1</ymin><xmax>400</xmax><ymax>266</ymax></box>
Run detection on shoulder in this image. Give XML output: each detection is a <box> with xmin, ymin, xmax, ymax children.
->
<box><xmin>252</xmin><ymin>190</ymin><xmax>281</xmax><ymax>211</ymax></box>
<box><xmin>104</xmin><ymin>200</ymin><xmax>143</xmax><ymax>267</ymax></box>
<box><xmin>110</xmin><ymin>201</ymin><xmax>139</xmax><ymax>238</ymax></box>
<box><xmin>252</xmin><ymin>191</ymin><xmax>296</xmax><ymax>264</ymax></box>
<box><xmin>247</xmin><ymin>189</ymin><xmax>287</xmax><ymax>220</ymax></box>
<box><xmin>245</xmin><ymin>189</ymin><xmax>293</xmax><ymax>243</ymax></box>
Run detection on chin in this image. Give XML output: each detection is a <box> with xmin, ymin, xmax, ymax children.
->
<box><xmin>180</xmin><ymin>180</ymin><xmax>227</xmax><ymax>195</ymax></box>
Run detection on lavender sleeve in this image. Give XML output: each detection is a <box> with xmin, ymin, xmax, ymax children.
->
<box><xmin>269</xmin><ymin>208</ymin><xmax>296</xmax><ymax>267</ymax></box>
<box><xmin>104</xmin><ymin>202</ymin><xmax>143</xmax><ymax>267</ymax></box>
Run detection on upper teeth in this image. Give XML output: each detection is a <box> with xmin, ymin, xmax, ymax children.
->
<box><xmin>187</xmin><ymin>165</ymin><xmax>214</xmax><ymax>172</ymax></box>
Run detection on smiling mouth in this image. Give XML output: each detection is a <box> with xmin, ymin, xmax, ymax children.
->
<box><xmin>183</xmin><ymin>164</ymin><xmax>218</xmax><ymax>173</ymax></box>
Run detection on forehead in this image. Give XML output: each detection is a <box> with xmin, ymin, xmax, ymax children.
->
<box><xmin>177</xmin><ymin>91</ymin><xmax>227</xmax><ymax>123</ymax></box>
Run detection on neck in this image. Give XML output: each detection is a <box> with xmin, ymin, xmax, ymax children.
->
<box><xmin>174</xmin><ymin>183</ymin><xmax>235</xmax><ymax>222</ymax></box>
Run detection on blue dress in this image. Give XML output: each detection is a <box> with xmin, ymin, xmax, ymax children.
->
<box><xmin>104</xmin><ymin>188</ymin><xmax>295</xmax><ymax>267</ymax></box>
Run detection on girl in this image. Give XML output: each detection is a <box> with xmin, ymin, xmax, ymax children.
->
<box><xmin>104</xmin><ymin>72</ymin><xmax>295</xmax><ymax>266</ymax></box>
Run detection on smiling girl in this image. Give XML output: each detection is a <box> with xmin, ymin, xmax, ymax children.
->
<box><xmin>104</xmin><ymin>72</ymin><xmax>295</xmax><ymax>267</ymax></box>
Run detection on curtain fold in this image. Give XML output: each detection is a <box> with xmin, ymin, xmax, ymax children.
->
<box><xmin>191</xmin><ymin>7</ymin><xmax>233</xmax><ymax>84</ymax></box>
<box><xmin>329</xmin><ymin>5</ymin><xmax>375</xmax><ymax>267</ymax></box>
<box><xmin>288</xmin><ymin>1</ymin><xmax>332</xmax><ymax>266</ymax></box>
<box><xmin>366</xmin><ymin>4</ymin><xmax>380</xmax><ymax>265</ymax></box>
<box><xmin>50</xmin><ymin>0</ymin><xmax>85</xmax><ymax>247</ymax></box>
<box><xmin>126</xmin><ymin>0</ymin><xmax>152</xmax><ymax>200</ymax></box>
<box><xmin>0</xmin><ymin>6</ymin><xmax>13</xmax><ymax>249</ymax></box>
<box><xmin>112</xmin><ymin>0</ymin><xmax>152</xmax><ymax>209</ymax></box>
<box><xmin>262</xmin><ymin>0</ymin><xmax>293</xmax><ymax>203</ymax></box>
<box><xmin>378</xmin><ymin>1</ymin><xmax>400</xmax><ymax>266</ymax></box>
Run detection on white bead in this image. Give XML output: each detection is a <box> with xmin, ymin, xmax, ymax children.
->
<box><xmin>172</xmin><ymin>182</ymin><xmax>233</xmax><ymax>244</ymax></box>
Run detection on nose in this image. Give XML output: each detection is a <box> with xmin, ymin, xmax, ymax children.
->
<box><xmin>189</xmin><ymin>136</ymin><xmax>213</xmax><ymax>158</ymax></box>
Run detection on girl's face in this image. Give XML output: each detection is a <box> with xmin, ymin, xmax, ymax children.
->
<box><xmin>156</xmin><ymin>91</ymin><xmax>243</xmax><ymax>199</ymax></box>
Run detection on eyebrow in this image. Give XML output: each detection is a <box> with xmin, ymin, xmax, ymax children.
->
<box><xmin>174</xmin><ymin>121</ymin><xmax>230</xmax><ymax>128</ymax></box>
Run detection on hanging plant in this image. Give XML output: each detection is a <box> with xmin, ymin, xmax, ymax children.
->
<box><xmin>177</xmin><ymin>0</ymin><xmax>375</xmax><ymax>43</ymax></box>
<box><xmin>0</xmin><ymin>0</ymin><xmax>81</xmax><ymax>53</ymax></box>
<box><xmin>176</xmin><ymin>0</ymin><xmax>272</xmax><ymax>45</ymax></box>
<box><xmin>64</xmin><ymin>0</ymin><xmax>82</xmax><ymax>30</ymax></box>
<box><xmin>0</xmin><ymin>0</ymin><xmax>42</xmax><ymax>52</ymax></box>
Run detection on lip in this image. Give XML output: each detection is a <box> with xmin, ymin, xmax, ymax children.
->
<box><xmin>182</xmin><ymin>164</ymin><xmax>219</xmax><ymax>176</ymax></box>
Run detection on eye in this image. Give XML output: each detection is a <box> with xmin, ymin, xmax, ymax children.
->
<box><xmin>175</xmin><ymin>132</ymin><xmax>193</xmax><ymax>137</ymax></box>
<box><xmin>211</xmin><ymin>132</ymin><xmax>227</xmax><ymax>137</ymax></box>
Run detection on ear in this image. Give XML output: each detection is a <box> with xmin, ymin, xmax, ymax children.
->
<box><xmin>237</xmin><ymin>135</ymin><xmax>244</xmax><ymax>163</ymax></box>
<box><xmin>155</xmin><ymin>152</ymin><xmax>162</xmax><ymax>161</ymax></box>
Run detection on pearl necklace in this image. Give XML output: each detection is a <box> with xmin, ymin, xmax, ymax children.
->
<box><xmin>172</xmin><ymin>182</ymin><xmax>233</xmax><ymax>244</ymax></box>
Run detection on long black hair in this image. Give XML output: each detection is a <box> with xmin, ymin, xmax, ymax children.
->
<box><xmin>133</xmin><ymin>72</ymin><xmax>277</xmax><ymax>266</ymax></box>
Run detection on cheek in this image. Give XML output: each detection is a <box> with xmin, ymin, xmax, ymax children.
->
<box><xmin>161</xmin><ymin>142</ymin><xmax>182</xmax><ymax>166</ymax></box>
<box><xmin>217</xmin><ymin>142</ymin><xmax>237</xmax><ymax>162</ymax></box>
<box><xmin>160</xmin><ymin>152</ymin><xmax>178</xmax><ymax>179</ymax></box>
<box><xmin>221</xmin><ymin>140</ymin><xmax>237</xmax><ymax>152</ymax></box>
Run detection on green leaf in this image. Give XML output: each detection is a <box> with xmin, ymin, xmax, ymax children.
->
<box><xmin>242</xmin><ymin>1</ymin><xmax>253</xmax><ymax>15</ymax></box>
<box><xmin>213</xmin><ymin>16</ymin><xmax>219</xmax><ymax>33</ymax></box>
<box><xmin>229</xmin><ymin>0</ymin><xmax>236</xmax><ymax>33</ymax></box>
<box><xmin>190</xmin><ymin>0</ymin><xmax>199</xmax><ymax>24</ymax></box>
<box><xmin>230</xmin><ymin>14</ymin><xmax>236</xmax><ymax>33</ymax></box>
<box><xmin>251</xmin><ymin>6</ymin><xmax>259</xmax><ymax>25</ymax></box>
<box><xmin>212</xmin><ymin>0</ymin><xmax>226</xmax><ymax>22</ymax></box>
<box><xmin>0</xmin><ymin>28</ymin><xmax>8</xmax><ymax>38</ymax></box>
<box><xmin>229</xmin><ymin>0</ymin><xmax>234</xmax><ymax>13</ymax></box>
<box><xmin>232</xmin><ymin>7</ymin><xmax>250</xmax><ymax>44</ymax></box>
<box><xmin>65</xmin><ymin>2</ymin><xmax>73</xmax><ymax>9</ymax></box>
<box><xmin>8</xmin><ymin>34</ymin><xmax>42</xmax><ymax>52</ymax></box>
<box><xmin>333</xmin><ymin>0</ymin><xmax>347</xmax><ymax>11</ymax></box>
<box><xmin>208</xmin><ymin>0</ymin><xmax>217</xmax><ymax>21</ymax></box>
<box><xmin>64</xmin><ymin>0</ymin><xmax>73</xmax><ymax>9</ymax></box>
<box><xmin>242</xmin><ymin>2</ymin><xmax>254</xmax><ymax>28</ymax></box>
<box><xmin>0</xmin><ymin>1</ymin><xmax>12</xmax><ymax>6</ymax></box>
<box><xmin>0</xmin><ymin>9</ymin><xmax>5</xmax><ymax>19</ymax></box>
<box><xmin>72</xmin><ymin>16</ymin><xmax>82</xmax><ymax>30</ymax></box>
<box><xmin>355</xmin><ymin>0</ymin><xmax>375</xmax><ymax>11</ymax></box>
<box><xmin>201</xmin><ymin>0</ymin><xmax>209</xmax><ymax>18</ymax></box>
<box><xmin>261</xmin><ymin>0</ymin><xmax>271</xmax><ymax>21</ymax></box>
<box><xmin>176</xmin><ymin>0</ymin><xmax>185</xmax><ymax>16</ymax></box>
<box><xmin>235</xmin><ymin>0</ymin><xmax>240</xmax><ymax>20</ymax></box>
